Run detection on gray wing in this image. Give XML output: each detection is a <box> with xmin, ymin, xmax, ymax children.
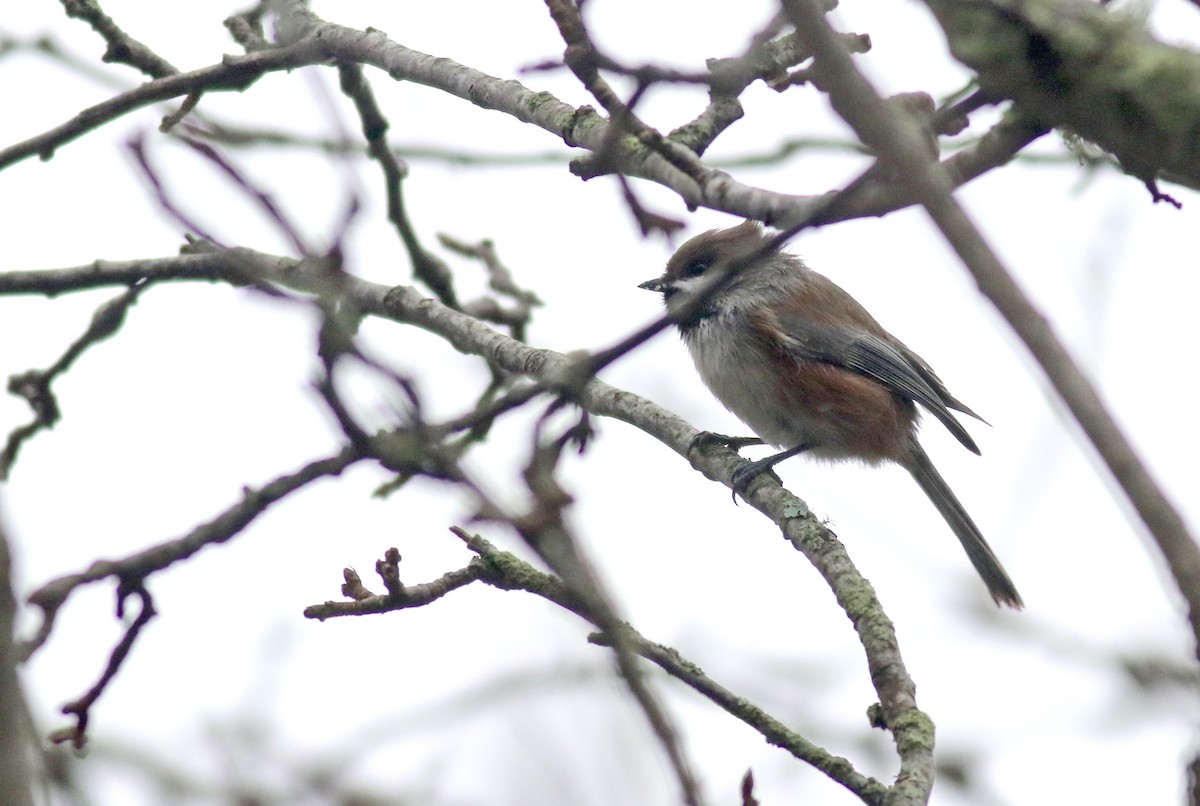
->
<box><xmin>899</xmin><ymin>346</ymin><xmax>987</xmax><ymax>423</ymax></box>
<box><xmin>777</xmin><ymin>315</ymin><xmax>981</xmax><ymax>454</ymax></box>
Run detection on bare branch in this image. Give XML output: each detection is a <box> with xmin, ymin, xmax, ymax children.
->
<box><xmin>543</xmin><ymin>0</ymin><xmax>710</xmax><ymax>189</ymax></box>
<box><xmin>924</xmin><ymin>0</ymin><xmax>1200</xmax><ymax>193</ymax></box>
<box><xmin>0</xmin><ymin>38</ymin><xmax>327</xmax><ymax>171</ymax></box>
<box><xmin>4</xmin><ymin>1</ymin><xmax>1050</xmax><ymax>236</ymax></box>
<box><xmin>50</xmin><ymin>582</ymin><xmax>156</xmax><ymax>750</ymax></box>
<box><xmin>0</xmin><ymin>252</ymin><xmax>247</xmax><ymax>296</ymax></box>
<box><xmin>502</xmin><ymin>416</ymin><xmax>706</xmax><ymax>806</ymax></box>
<box><xmin>264</xmin><ymin>0</ymin><xmax>1049</xmax><ymax>228</ymax></box>
<box><xmin>304</xmin><ymin>548</ymin><xmax>488</xmax><ymax>619</ymax></box>
<box><xmin>58</xmin><ymin>0</ymin><xmax>178</xmax><ymax>78</ymax></box>
<box><xmin>0</xmin><ymin>513</ymin><xmax>34</xmax><ymax>806</ymax></box>
<box><xmin>20</xmin><ymin>448</ymin><xmax>361</xmax><ymax>661</ymax></box>
<box><xmin>335</xmin><ymin>528</ymin><xmax>886</xmax><ymax>803</ymax></box>
<box><xmin>336</xmin><ymin>62</ymin><xmax>459</xmax><ymax>306</ymax></box>
<box><xmin>326</xmin><ymin>530</ymin><xmax>868</xmax><ymax>797</ymax></box>
<box><xmin>786</xmin><ymin>0</ymin><xmax>1200</xmax><ymax>694</ymax></box>
<box><xmin>223</xmin><ymin>3</ymin><xmax>270</xmax><ymax>52</ymax></box>
<box><xmin>588</xmin><ymin>630</ymin><xmax>887</xmax><ymax>803</ymax></box>
<box><xmin>8</xmin><ymin>232</ymin><xmax>927</xmax><ymax>801</ymax></box>
<box><xmin>2</xmin><ymin>282</ymin><xmax>145</xmax><ymax>479</ymax></box>
<box><xmin>438</xmin><ymin>233</ymin><xmax>543</xmax><ymax>341</ymax></box>
<box><xmin>673</xmin><ymin>28</ymin><xmax>871</xmax><ymax>155</ymax></box>
<box><xmin>0</xmin><ymin>30</ymin><xmax>135</xmax><ymax>90</ymax></box>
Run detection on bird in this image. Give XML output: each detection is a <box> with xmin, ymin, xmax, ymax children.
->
<box><xmin>639</xmin><ymin>220</ymin><xmax>1022</xmax><ymax>608</ymax></box>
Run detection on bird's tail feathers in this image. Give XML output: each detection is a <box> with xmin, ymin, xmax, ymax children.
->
<box><xmin>904</xmin><ymin>443</ymin><xmax>1023</xmax><ymax>608</ymax></box>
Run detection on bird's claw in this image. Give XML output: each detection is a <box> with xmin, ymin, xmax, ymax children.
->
<box><xmin>728</xmin><ymin>460</ymin><xmax>782</xmax><ymax>504</ymax></box>
<box><xmin>688</xmin><ymin>431</ymin><xmax>764</xmax><ymax>456</ymax></box>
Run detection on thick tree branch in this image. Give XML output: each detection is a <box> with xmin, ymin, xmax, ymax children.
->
<box><xmin>265</xmin><ymin>0</ymin><xmax>1036</xmax><ymax>229</ymax></box>
<box><xmin>3</xmin><ymin>2</ymin><xmax>1049</xmax><ymax>234</ymax></box>
<box><xmin>2</xmin><ymin>249</ymin><xmax>923</xmax><ymax>793</ymax></box>
<box><xmin>924</xmin><ymin>0</ymin><xmax>1200</xmax><ymax>197</ymax></box>
<box><xmin>786</xmin><ymin>0</ymin><xmax>1200</xmax><ymax>669</ymax></box>
<box><xmin>0</xmin><ymin>514</ymin><xmax>34</xmax><ymax>806</ymax></box>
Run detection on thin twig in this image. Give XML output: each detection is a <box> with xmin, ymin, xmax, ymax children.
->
<box><xmin>50</xmin><ymin>582</ymin><xmax>157</xmax><ymax>750</ymax></box>
<box><xmin>21</xmin><ymin>448</ymin><xmax>361</xmax><ymax>660</ymax></box>
<box><xmin>0</xmin><ymin>38</ymin><xmax>325</xmax><ymax>171</ymax></box>
<box><xmin>501</xmin><ymin>418</ymin><xmax>706</xmax><ymax>806</ymax></box>
<box><xmin>437</xmin><ymin>233</ymin><xmax>542</xmax><ymax>341</ymax></box>
<box><xmin>304</xmin><ymin>549</ymin><xmax>487</xmax><ymax>619</ymax></box>
<box><xmin>588</xmin><ymin>630</ymin><xmax>886</xmax><ymax>802</ymax></box>
<box><xmin>58</xmin><ymin>0</ymin><xmax>178</xmax><ymax>78</ymax></box>
<box><xmin>2</xmin><ymin>282</ymin><xmax>146</xmax><ymax>479</ymax></box>
<box><xmin>306</xmin><ymin>528</ymin><xmax>887</xmax><ymax>802</ymax></box>
<box><xmin>336</xmin><ymin>62</ymin><xmax>459</xmax><ymax>306</ymax></box>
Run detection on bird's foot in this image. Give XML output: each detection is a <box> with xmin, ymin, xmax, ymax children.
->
<box><xmin>688</xmin><ymin>431</ymin><xmax>764</xmax><ymax>455</ymax></box>
<box><xmin>728</xmin><ymin>457</ymin><xmax>782</xmax><ymax>504</ymax></box>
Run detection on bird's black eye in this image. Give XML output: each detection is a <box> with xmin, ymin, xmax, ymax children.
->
<box><xmin>684</xmin><ymin>260</ymin><xmax>709</xmax><ymax>278</ymax></box>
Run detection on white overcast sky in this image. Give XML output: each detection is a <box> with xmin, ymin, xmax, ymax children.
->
<box><xmin>3</xmin><ymin>2</ymin><xmax>1200</xmax><ymax>804</ymax></box>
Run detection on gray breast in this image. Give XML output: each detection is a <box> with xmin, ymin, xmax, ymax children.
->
<box><xmin>683</xmin><ymin>311</ymin><xmax>806</xmax><ymax>448</ymax></box>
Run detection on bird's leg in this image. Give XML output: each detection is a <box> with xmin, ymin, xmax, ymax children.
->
<box><xmin>729</xmin><ymin>443</ymin><xmax>810</xmax><ymax>500</ymax></box>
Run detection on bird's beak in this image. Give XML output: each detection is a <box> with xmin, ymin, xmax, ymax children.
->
<box><xmin>638</xmin><ymin>277</ymin><xmax>667</xmax><ymax>293</ymax></box>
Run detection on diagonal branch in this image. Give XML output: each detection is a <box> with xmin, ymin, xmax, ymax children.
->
<box><xmin>20</xmin><ymin>447</ymin><xmax>362</xmax><ymax>660</ymax></box>
<box><xmin>5</xmin><ymin>249</ymin><xmax>918</xmax><ymax>800</ymax></box>
<box><xmin>2</xmin><ymin>282</ymin><xmax>146</xmax><ymax>479</ymax></box>
<box><xmin>308</xmin><ymin>532</ymin><xmax>887</xmax><ymax>803</ymax></box>
<box><xmin>58</xmin><ymin>0</ymin><xmax>178</xmax><ymax>78</ymax></box>
<box><xmin>4</xmin><ymin>2</ymin><xmax>1051</xmax><ymax>233</ymax></box>
<box><xmin>256</xmin><ymin>1</ymin><xmax>953</xmax><ymax>228</ymax></box>
<box><xmin>0</xmin><ymin>38</ymin><xmax>327</xmax><ymax>171</ymax></box>
<box><xmin>51</xmin><ymin>581</ymin><xmax>156</xmax><ymax>750</ymax></box>
<box><xmin>589</xmin><ymin>630</ymin><xmax>887</xmax><ymax>804</ymax></box>
<box><xmin>784</xmin><ymin>0</ymin><xmax>1200</xmax><ymax>682</ymax></box>
<box><xmin>336</xmin><ymin>62</ymin><xmax>459</xmax><ymax>306</ymax></box>
<box><xmin>924</xmin><ymin>0</ymin><xmax>1200</xmax><ymax>195</ymax></box>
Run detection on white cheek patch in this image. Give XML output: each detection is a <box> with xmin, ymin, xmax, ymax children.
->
<box><xmin>664</xmin><ymin>274</ymin><xmax>721</xmax><ymax>318</ymax></box>
<box><xmin>672</xmin><ymin>275</ymin><xmax>708</xmax><ymax>294</ymax></box>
